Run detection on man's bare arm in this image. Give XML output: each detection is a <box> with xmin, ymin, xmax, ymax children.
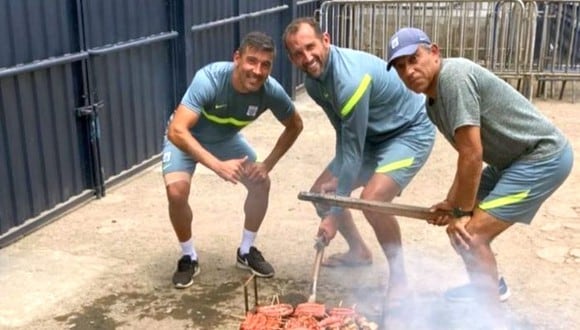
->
<box><xmin>451</xmin><ymin>125</ymin><xmax>483</xmax><ymax>211</ymax></box>
<box><xmin>260</xmin><ymin>111</ymin><xmax>303</xmax><ymax>171</ymax></box>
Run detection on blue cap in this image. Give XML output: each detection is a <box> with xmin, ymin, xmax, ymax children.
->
<box><xmin>387</xmin><ymin>28</ymin><xmax>431</xmax><ymax>70</ymax></box>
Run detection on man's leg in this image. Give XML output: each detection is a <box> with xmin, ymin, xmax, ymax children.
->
<box><xmin>452</xmin><ymin>210</ymin><xmax>512</xmax><ymax>325</ymax></box>
<box><xmin>240</xmin><ymin>175</ymin><xmax>270</xmax><ymax>233</ymax></box>
<box><xmin>365</xmin><ymin>121</ymin><xmax>434</xmax><ymax>327</ymax></box>
<box><xmin>165</xmin><ymin>173</ymin><xmax>194</xmax><ymax>243</ymax></box>
<box><xmin>448</xmin><ymin>144</ymin><xmax>573</xmax><ymax>304</ymax></box>
<box><xmin>164</xmin><ymin>172</ymin><xmax>200</xmax><ymax>288</ymax></box>
<box><xmin>162</xmin><ymin>137</ymin><xmax>199</xmax><ymax>289</ymax></box>
<box><xmin>360</xmin><ymin>174</ymin><xmax>407</xmax><ymax>300</ymax></box>
<box><xmin>222</xmin><ymin>133</ymin><xmax>274</xmax><ymax>278</ymax></box>
<box><xmin>311</xmin><ymin>168</ymin><xmax>372</xmax><ymax>266</ymax></box>
<box><xmin>235</xmin><ymin>174</ymin><xmax>275</xmax><ymax>277</ymax></box>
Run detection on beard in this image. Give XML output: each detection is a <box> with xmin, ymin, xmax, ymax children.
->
<box><xmin>304</xmin><ymin>62</ymin><xmax>322</xmax><ymax>78</ymax></box>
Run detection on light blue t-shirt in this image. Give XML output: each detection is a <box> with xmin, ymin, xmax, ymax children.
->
<box><xmin>305</xmin><ymin>45</ymin><xmax>429</xmax><ymax>197</ymax></box>
<box><xmin>180</xmin><ymin>62</ymin><xmax>295</xmax><ymax>143</ymax></box>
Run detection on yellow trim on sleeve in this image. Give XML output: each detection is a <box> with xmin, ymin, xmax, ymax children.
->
<box><xmin>341</xmin><ymin>74</ymin><xmax>372</xmax><ymax>117</ymax></box>
<box><xmin>479</xmin><ymin>190</ymin><xmax>530</xmax><ymax>210</ymax></box>
<box><xmin>376</xmin><ymin>157</ymin><xmax>414</xmax><ymax>173</ymax></box>
<box><xmin>201</xmin><ymin>109</ymin><xmax>252</xmax><ymax>127</ymax></box>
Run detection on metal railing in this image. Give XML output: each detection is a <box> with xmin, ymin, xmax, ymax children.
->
<box><xmin>531</xmin><ymin>0</ymin><xmax>580</xmax><ymax>101</ymax></box>
<box><xmin>320</xmin><ymin>0</ymin><xmax>580</xmax><ymax>102</ymax></box>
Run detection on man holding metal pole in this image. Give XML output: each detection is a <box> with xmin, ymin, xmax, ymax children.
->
<box><xmin>283</xmin><ymin>17</ymin><xmax>436</xmax><ymax>315</ymax></box>
<box><xmin>387</xmin><ymin>27</ymin><xmax>573</xmax><ymax>326</ymax></box>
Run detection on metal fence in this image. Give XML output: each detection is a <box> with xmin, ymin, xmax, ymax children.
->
<box><xmin>320</xmin><ymin>0</ymin><xmax>580</xmax><ymax>102</ymax></box>
<box><xmin>532</xmin><ymin>0</ymin><xmax>580</xmax><ymax>101</ymax></box>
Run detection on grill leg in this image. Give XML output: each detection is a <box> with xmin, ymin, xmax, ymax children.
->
<box><xmin>253</xmin><ymin>275</ymin><xmax>259</xmax><ymax>306</ymax></box>
<box><xmin>243</xmin><ymin>274</ymin><xmax>257</xmax><ymax>313</ymax></box>
<box><xmin>244</xmin><ymin>285</ymin><xmax>249</xmax><ymax>313</ymax></box>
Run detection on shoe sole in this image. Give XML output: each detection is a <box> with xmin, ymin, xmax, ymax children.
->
<box><xmin>236</xmin><ymin>261</ymin><xmax>274</xmax><ymax>278</ymax></box>
<box><xmin>499</xmin><ymin>288</ymin><xmax>511</xmax><ymax>302</ymax></box>
<box><xmin>173</xmin><ymin>266</ymin><xmax>201</xmax><ymax>289</ymax></box>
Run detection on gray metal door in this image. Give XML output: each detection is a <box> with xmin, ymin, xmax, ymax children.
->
<box><xmin>0</xmin><ymin>0</ymin><xmax>178</xmax><ymax>246</ymax></box>
<box><xmin>0</xmin><ymin>0</ymin><xmax>93</xmax><ymax>244</ymax></box>
<box><xmin>81</xmin><ymin>0</ymin><xmax>178</xmax><ymax>187</ymax></box>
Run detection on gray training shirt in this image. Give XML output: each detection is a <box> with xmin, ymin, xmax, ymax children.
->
<box><xmin>426</xmin><ymin>58</ymin><xmax>567</xmax><ymax>169</ymax></box>
<box><xmin>304</xmin><ymin>45</ymin><xmax>428</xmax><ymax>197</ymax></box>
<box><xmin>180</xmin><ymin>62</ymin><xmax>295</xmax><ymax>143</ymax></box>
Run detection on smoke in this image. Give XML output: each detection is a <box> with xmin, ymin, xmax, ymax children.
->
<box><xmin>380</xmin><ymin>243</ymin><xmax>526</xmax><ymax>330</ymax></box>
<box><xmin>319</xmin><ymin>240</ymin><xmax>533</xmax><ymax>329</ymax></box>
<box><xmin>309</xmin><ymin>215</ymin><xmax>579</xmax><ymax>329</ymax></box>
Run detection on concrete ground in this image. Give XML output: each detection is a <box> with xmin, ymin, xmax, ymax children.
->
<box><xmin>0</xmin><ymin>91</ymin><xmax>579</xmax><ymax>330</ymax></box>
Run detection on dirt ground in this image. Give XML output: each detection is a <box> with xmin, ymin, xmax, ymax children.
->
<box><xmin>0</xmin><ymin>90</ymin><xmax>578</xmax><ymax>330</ymax></box>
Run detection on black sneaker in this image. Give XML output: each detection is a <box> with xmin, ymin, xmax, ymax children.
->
<box><xmin>172</xmin><ymin>255</ymin><xmax>200</xmax><ymax>289</ymax></box>
<box><xmin>236</xmin><ymin>247</ymin><xmax>275</xmax><ymax>278</ymax></box>
<box><xmin>444</xmin><ymin>276</ymin><xmax>511</xmax><ymax>302</ymax></box>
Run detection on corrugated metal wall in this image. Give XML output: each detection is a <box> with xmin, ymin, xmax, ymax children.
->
<box><xmin>0</xmin><ymin>0</ymin><xmax>89</xmax><ymax>240</ymax></box>
<box><xmin>0</xmin><ymin>0</ymin><xmax>180</xmax><ymax>246</ymax></box>
<box><xmin>183</xmin><ymin>0</ymin><xmax>320</xmax><ymax>97</ymax></box>
<box><xmin>185</xmin><ymin>0</ymin><xmax>290</xmax><ymax>95</ymax></box>
<box><xmin>0</xmin><ymin>0</ymin><xmax>321</xmax><ymax>247</ymax></box>
<box><xmin>82</xmin><ymin>0</ymin><xmax>177</xmax><ymax>183</ymax></box>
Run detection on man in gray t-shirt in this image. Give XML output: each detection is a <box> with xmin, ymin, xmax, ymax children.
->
<box><xmin>387</xmin><ymin>28</ymin><xmax>573</xmax><ymax>326</ymax></box>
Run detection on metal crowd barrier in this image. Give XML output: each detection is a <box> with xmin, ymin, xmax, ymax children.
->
<box><xmin>530</xmin><ymin>0</ymin><xmax>580</xmax><ymax>102</ymax></box>
<box><xmin>319</xmin><ymin>0</ymin><xmax>580</xmax><ymax>102</ymax></box>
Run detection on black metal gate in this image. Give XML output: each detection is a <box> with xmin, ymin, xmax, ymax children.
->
<box><xmin>0</xmin><ymin>0</ymin><xmax>178</xmax><ymax>246</ymax></box>
<box><xmin>81</xmin><ymin>0</ymin><xmax>178</xmax><ymax>187</ymax></box>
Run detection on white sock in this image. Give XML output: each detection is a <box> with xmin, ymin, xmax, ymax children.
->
<box><xmin>180</xmin><ymin>239</ymin><xmax>197</xmax><ymax>261</ymax></box>
<box><xmin>240</xmin><ymin>229</ymin><xmax>257</xmax><ymax>255</ymax></box>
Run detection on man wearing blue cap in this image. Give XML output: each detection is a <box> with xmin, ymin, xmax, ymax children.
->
<box><xmin>283</xmin><ymin>17</ymin><xmax>436</xmax><ymax>309</ymax></box>
<box><xmin>387</xmin><ymin>27</ymin><xmax>573</xmax><ymax>322</ymax></box>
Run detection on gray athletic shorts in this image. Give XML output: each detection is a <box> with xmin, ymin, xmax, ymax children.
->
<box><xmin>477</xmin><ymin>143</ymin><xmax>574</xmax><ymax>224</ymax></box>
<box><xmin>328</xmin><ymin>113</ymin><xmax>435</xmax><ymax>191</ymax></box>
<box><xmin>161</xmin><ymin>134</ymin><xmax>257</xmax><ymax>175</ymax></box>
